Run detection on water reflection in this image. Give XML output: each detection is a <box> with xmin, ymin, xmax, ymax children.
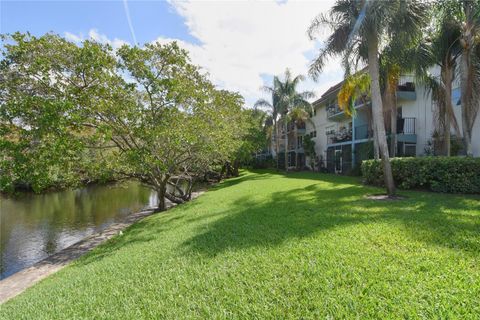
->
<box><xmin>0</xmin><ymin>181</ymin><xmax>156</xmax><ymax>279</ymax></box>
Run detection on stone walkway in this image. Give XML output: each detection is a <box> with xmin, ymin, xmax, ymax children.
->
<box><xmin>0</xmin><ymin>191</ymin><xmax>204</xmax><ymax>304</ymax></box>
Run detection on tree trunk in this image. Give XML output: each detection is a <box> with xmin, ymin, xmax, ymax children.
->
<box><xmin>155</xmin><ymin>178</ymin><xmax>168</xmax><ymax>212</ymax></box>
<box><xmin>460</xmin><ymin>49</ymin><xmax>474</xmax><ymax>156</ymax></box>
<box><xmin>443</xmin><ymin>65</ymin><xmax>453</xmax><ymax>156</ymax></box>
<box><xmin>274</xmin><ymin>118</ymin><xmax>279</xmax><ymax>170</ymax></box>
<box><xmin>294</xmin><ymin>126</ymin><xmax>298</xmax><ymax>170</ymax></box>
<box><xmin>460</xmin><ymin>55</ymin><xmax>474</xmax><ymax>156</ymax></box>
<box><xmin>219</xmin><ymin>163</ymin><xmax>226</xmax><ymax>182</ymax></box>
<box><xmin>367</xmin><ymin>33</ymin><xmax>395</xmax><ymax>195</ymax></box>
<box><xmin>233</xmin><ymin>159</ymin><xmax>240</xmax><ymax>177</ymax></box>
<box><xmin>373</xmin><ymin>128</ymin><xmax>379</xmax><ymax>160</ymax></box>
<box><xmin>366</xmin><ymin>103</ymin><xmax>379</xmax><ymax>159</ymax></box>
<box><xmin>383</xmin><ymin>75</ymin><xmax>397</xmax><ymax>158</ymax></box>
<box><xmin>460</xmin><ymin>8</ymin><xmax>475</xmax><ymax>156</ymax></box>
<box><xmin>284</xmin><ymin>116</ymin><xmax>288</xmax><ymax>171</ymax></box>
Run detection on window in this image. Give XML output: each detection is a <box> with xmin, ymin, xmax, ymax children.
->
<box><xmin>297</xmin><ymin>136</ymin><xmax>303</xmax><ymax>148</ymax></box>
<box><xmin>313</xmin><ymin>130</ymin><xmax>317</xmax><ymax>137</ymax></box>
<box><xmin>313</xmin><ymin>108</ymin><xmax>317</xmax><ymax>116</ymax></box>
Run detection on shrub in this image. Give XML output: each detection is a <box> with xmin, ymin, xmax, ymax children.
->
<box><xmin>362</xmin><ymin>157</ymin><xmax>480</xmax><ymax>193</ymax></box>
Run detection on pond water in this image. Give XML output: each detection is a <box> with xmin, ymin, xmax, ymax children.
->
<box><xmin>0</xmin><ymin>182</ymin><xmax>157</xmax><ymax>280</ymax></box>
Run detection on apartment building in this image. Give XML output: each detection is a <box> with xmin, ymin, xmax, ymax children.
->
<box><xmin>303</xmin><ymin>71</ymin><xmax>480</xmax><ymax>173</ymax></box>
<box><xmin>266</xmin><ymin>119</ymin><xmax>307</xmax><ymax>169</ymax></box>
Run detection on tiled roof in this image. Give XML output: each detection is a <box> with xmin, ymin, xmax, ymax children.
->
<box><xmin>312</xmin><ymin>81</ymin><xmax>344</xmax><ymax>106</ymax></box>
<box><xmin>312</xmin><ymin>67</ymin><xmax>368</xmax><ymax>106</ymax></box>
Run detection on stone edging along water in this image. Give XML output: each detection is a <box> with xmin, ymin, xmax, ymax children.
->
<box><xmin>0</xmin><ymin>191</ymin><xmax>205</xmax><ymax>305</ymax></box>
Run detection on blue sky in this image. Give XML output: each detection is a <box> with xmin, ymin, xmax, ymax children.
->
<box><xmin>1</xmin><ymin>0</ymin><xmax>343</xmax><ymax>106</ymax></box>
<box><xmin>1</xmin><ymin>1</ymin><xmax>196</xmax><ymax>44</ymax></box>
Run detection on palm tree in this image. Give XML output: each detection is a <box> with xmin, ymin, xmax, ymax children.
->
<box><xmin>254</xmin><ymin>77</ymin><xmax>282</xmax><ymax>169</ymax></box>
<box><xmin>308</xmin><ymin>0</ymin><xmax>429</xmax><ymax>195</ymax></box>
<box><xmin>337</xmin><ymin>72</ymin><xmax>379</xmax><ymax>158</ymax></box>
<box><xmin>275</xmin><ymin>69</ymin><xmax>314</xmax><ymax>171</ymax></box>
<box><xmin>263</xmin><ymin>114</ymin><xmax>274</xmax><ymax>155</ymax></box>
<box><xmin>458</xmin><ymin>0</ymin><xmax>480</xmax><ymax>156</ymax></box>
<box><xmin>410</xmin><ymin>8</ymin><xmax>461</xmax><ymax>156</ymax></box>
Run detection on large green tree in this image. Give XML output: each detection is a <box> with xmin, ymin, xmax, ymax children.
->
<box><xmin>308</xmin><ymin>0</ymin><xmax>429</xmax><ymax>195</ymax></box>
<box><xmin>0</xmin><ymin>33</ymin><xmax>245</xmax><ymax>210</ymax></box>
<box><xmin>0</xmin><ymin>33</ymin><xmax>114</xmax><ymax>192</ymax></box>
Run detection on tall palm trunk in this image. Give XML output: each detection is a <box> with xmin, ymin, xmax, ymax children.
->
<box><xmin>460</xmin><ymin>6</ymin><xmax>476</xmax><ymax>156</ymax></box>
<box><xmin>366</xmin><ymin>104</ymin><xmax>379</xmax><ymax>159</ymax></box>
<box><xmin>460</xmin><ymin>49</ymin><xmax>474</xmax><ymax>156</ymax></box>
<box><xmin>383</xmin><ymin>74</ymin><xmax>398</xmax><ymax>157</ymax></box>
<box><xmin>274</xmin><ymin>118</ymin><xmax>279</xmax><ymax>170</ymax></box>
<box><xmin>442</xmin><ymin>64</ymin><xmax>453</xmax><ymax>156</ymax></box>
<box><xmin>390</xmin><ymin>97</ymin><xmax>397</xmax><ymax>157</ymax></box>
<box><xmin>367</xmin><ymin>34</ymin><xmax>395</xmax><ymax>195</ymax></box>
<box><xmin>295</xmin><ymin>127</ymin><xmax>298</xmax><ymax>169</ymax></box>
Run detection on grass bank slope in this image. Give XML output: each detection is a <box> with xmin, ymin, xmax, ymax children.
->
<box><xmin>1</xmin><ymin>170</ymin><xmax>479</xmax><ymax>319</ymax></box>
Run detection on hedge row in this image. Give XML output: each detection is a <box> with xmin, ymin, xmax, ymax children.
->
<box><xmin>362</xmin><ymin>157</ymin><xmax>480</xmax><ymax>193</ymax></box>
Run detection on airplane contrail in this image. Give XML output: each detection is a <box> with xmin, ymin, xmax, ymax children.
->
<box><xmin>123</xmin><ymin>0</ymin><xmax>138</xmax><ymax>45</ymax></box>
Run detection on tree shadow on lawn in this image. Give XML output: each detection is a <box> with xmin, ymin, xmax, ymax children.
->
<box><xmin>182</xmin><ymin>181</ymin><xmax>480</xmax><ymax>257</ymax></box>
<box><xmin>75</xmin><ymin>170</ymin><xmax>479</xmax><ymax>266</ymax></box>
<box><xmin>211</xmin><ymin>170</ymin><xmax>285</xmax><ymax>189</ymax></box>
<box><xmin>74</xmin><ymin>171</ymin><xmax>345</xmax><ymax>266</ymax></box>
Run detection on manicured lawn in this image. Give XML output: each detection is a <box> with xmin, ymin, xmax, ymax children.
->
<box><xmin>1</xmin><ymin>170</ymin><xmax>480</xmax><ymax>319</ymax></box>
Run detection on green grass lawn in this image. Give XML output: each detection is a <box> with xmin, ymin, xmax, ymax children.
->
<box><xmin>1</xmin><ymin>170</ymin><xmax>480</xmax><ymax>319</ymax></box>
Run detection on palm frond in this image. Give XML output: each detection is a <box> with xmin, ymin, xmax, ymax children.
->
<box><xmin>253</xmin><ymin>98</ymin><xmax>272</xmax><ymax>110</ymax></box>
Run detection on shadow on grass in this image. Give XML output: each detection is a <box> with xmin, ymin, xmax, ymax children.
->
<box><xmin>76</xmin><ymin>170</ymin><xmax>480</xmax><ymax>266</ymax></box>
<box><xmin>182</xmin><ymin>175</ymin><xmax>480</xmax><ymax>256</ymax></box>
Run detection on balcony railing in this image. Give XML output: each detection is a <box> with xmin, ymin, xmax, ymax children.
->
<box><xmin>326</xmin><ymin>104</ymin><xmax>342</xmax><ymax>117</ymax></box>
<box><xmin>397</xmin><ymin>76</ymin><xmax>416</xmax><ymax>100</ymax></box>
<box><xmin>397</xmin><ymin>82</ymin><xmax>415</xmax><ymax>92</ymax></box>
<box><xmin>327</xmin><ymin>97</ymin><xmax>371</xmax><ymax>118</ymax></box>
<box><xmin>397</xmin><ymin>117</ymin><xmax>415</xmax><ymax>134</ymax></box>
<box><xmin>327</xmin><ymin>118</ymin><xmax>415</xmax><ymax>145</ymax></box>
<box><xmin>354</xmin><ymin>124</ymin><xmax>373</xmax><ymax>140</ymax></box>
<box><xmin>326</xmin><ymin>128</ymin><xmax>352</xmax><ymax>144</ymax></box>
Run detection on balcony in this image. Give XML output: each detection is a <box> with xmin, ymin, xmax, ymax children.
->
<box><xmin>397</xmin><ymin>117</ymin><xmax>415</xmax><ymax>134</ymax></box>
<box><xmin>326</xmin><ymin>98</ymin><xmax>371</xmax><ymax>121</ymax></box>
<box><xmin>326</xmin><ymin>103</ymin><xmax>343</xmax><ymax>118</ymax></box>
<box><xmin>296</xmin><ymin>122</ymin><xmax>306</xmax><ymax>135</ymax></box>
<box><xmin>327</xmin><ymin>118</ymin><xmax>416</xmax><ymax>145</ymax></box>
<box><xmin>354</xmin><ymin>124</ymin><xmax>373</xmax><ymax>140</ymax></box>
<box><xmin>397</xmin><ymin>78</ymin><xmax>416</xmax><ymax>101</ymax></box>
<box><xmin>285</xmin><ymin>122</ymin><xmax>306</xmax><ymax>134</ymax></box>
<box><xmin>326</xmin><ymin>127</ymin><xmax>352</xmax><ymax>145</ymax></box>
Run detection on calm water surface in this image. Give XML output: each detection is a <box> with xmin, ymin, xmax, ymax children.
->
<box><xmin>0</xmin><ymin>182</ymin><xmax>157</xmax><ymax>279</ymax></box>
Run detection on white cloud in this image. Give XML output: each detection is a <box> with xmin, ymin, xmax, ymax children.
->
<box><xmin>64</xmin><ymin>31</ymin><xmax>83</xmax><ymax>43</ymax></box>
<box><xmin>64</xmin><ymin>29</ymin><xmax>129</xmax><ymax>49</ymax></box>
<box><xmin>63</xmin><ymin>1</ymin><xmax>344</xmax><ymax>106</ymax></box>
<box><xmin>161</xmin><ymin>0</ymin><xmax>343</xmax><ymax>106</ymax></box>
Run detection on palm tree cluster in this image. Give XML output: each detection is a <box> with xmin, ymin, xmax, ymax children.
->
<box><xmin>254</xmin><ymin>69</ymin><xmax>314</xmax><ymax>171</ymax></box>
<box><xmin>307</xmin><ymin>0</ymin><xmax>480</xmax><ymax>196</ymax></box>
